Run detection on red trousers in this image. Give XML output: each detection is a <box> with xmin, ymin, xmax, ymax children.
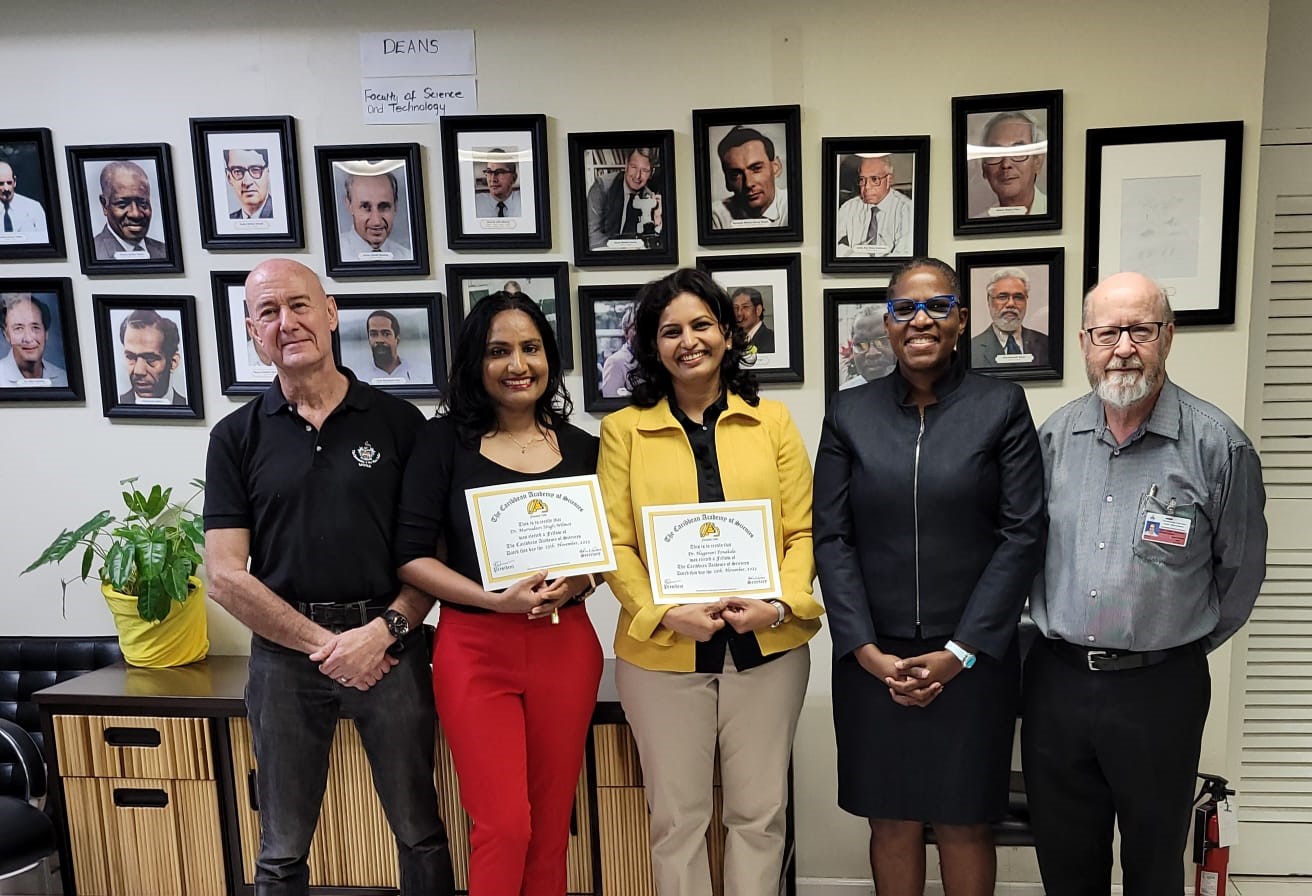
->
<box><xmin>432</xmin><ymin>604</ymin><xmax>602</xmax><ymax>896</ymax></box>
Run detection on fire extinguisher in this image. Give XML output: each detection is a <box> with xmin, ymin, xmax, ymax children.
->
<box><xmin>1193</xmin><ymin>773</ymin><xmax>1235</xmax><ymax>896</ymax></box>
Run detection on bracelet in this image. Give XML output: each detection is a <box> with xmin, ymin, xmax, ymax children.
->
<box><xmin>569</xmin><ymin>574</ymin><xmax>598</xmax><ymax>605</ymax></box>
<box><xmin>768</xmin><ymin>599</ymin><xmax>787</xmax><ymax>629</ymax></box>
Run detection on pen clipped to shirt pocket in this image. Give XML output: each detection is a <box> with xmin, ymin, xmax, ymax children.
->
<box><xmin>1131</xmin><ymin>491</ymin><xmax>1202</xmax><ymax>566</ymax></box>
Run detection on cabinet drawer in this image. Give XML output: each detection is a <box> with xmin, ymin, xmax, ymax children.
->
<box><xmin>54</xmin><ymin>715</ymin><xmax>214</xmax><ymax>780</ymax></box>
<box><xmin>62</xmin><ymin>776</ymin><xmax>225</xmax><ymax>896</ymax></box>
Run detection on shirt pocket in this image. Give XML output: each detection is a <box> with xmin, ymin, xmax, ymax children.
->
<box><xmin>1130</xmin><ymin>491</ymin><xmax>1207</xmax><ymax>567</ymax></box>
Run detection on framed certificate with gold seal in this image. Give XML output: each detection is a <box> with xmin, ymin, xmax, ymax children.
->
<box><xmin>641</xmin><ymin>500</ymin><xmax>781</xmax><ymax>605</ymax></box>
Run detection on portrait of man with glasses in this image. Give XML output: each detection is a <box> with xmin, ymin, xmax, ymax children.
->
<box><xmin>223</xmin><ymin>148</ymin><xmax>274</xmax><ymax>221</ymax></box>
<box><xmin>969</xmin><ymin>109</ymin><xmax>1048</xmax><ymax>219</ymax></box>
<box><xmin>835</xmin><ymin>153</ymin><xmax>915</xmax><ymax>259</ymax></box>
<box><xmin>473</xmin><ymin>148</ymin><xmax>521</xmax><ymax>219</ymax></box>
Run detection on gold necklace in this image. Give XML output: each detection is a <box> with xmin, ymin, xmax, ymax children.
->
<box><xmin>502</xmin><ymin>429</ymin><xmax>547</xmax><ymax>454</ymax></box>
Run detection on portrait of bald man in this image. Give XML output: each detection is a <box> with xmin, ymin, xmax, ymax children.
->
<box><xmin>0</xmin><ymin>159</ymin><xmax>50</xmax><ymax>242</ymax></box>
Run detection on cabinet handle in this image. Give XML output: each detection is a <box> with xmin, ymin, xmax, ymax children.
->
<box><xmin>103</xmin><ymin>727</ymin><xmax>162</xmax><ymax>748</ymax></box>
<box><xmin>247</xmin><ymin>770</ymin><xmax>260</xmax><ymax>811</ymax></box>
<box><xmin>113</xmin><ymin>787</ymin><xmax>169</xmax><ymax>809</ymax></box>
<box><xmin>570</xmin><ymin>796</ymin><xmax>578</xmax><ymax>836</ymax></box>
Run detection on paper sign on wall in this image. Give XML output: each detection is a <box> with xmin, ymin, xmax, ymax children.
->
<box><xmin>359</xmin><ymin>30</ymin><xmax>476</xmax><ymax>77</ymax></box>
<box><xmin>362</xmin><ymin>77</ymin><xmax>478</xmax><ymax>124</ymax></box>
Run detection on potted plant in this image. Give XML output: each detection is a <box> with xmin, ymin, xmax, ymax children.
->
<box><xmin>23</xmin><ymin>476</ymin><xmax>209</xmax><ymax>668</ymax></box>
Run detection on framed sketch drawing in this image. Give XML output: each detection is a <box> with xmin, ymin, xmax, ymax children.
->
<box><xmin>823</xmin><ymin>287</ymin><xmax>893</xmax><ymax>400</ymax></box>
<box><xmin>567</xmin><ymin>130</ymin><xmax>677</xmax><ymax>267</ymax></box>
<box><xmin>958</xmin><ymin>247</ymin><xmax>1064</xmax><ymax>381</ymax></box>
<box><xmin>316</xmin><ymin>143</ymin><xmax>429</xmax><ymax>278</ymax></box>
<box><xmin>0</xmin><ymin>128</ymin><xmax>66</xmax><ymax>260</ymax></box>
<box><xmin>190</xmin><ymin>115</ymin><xmax>303</xmax><ymax>250</ymax></box>
<box><xmin>445</xmin><ymin>262</ymin><xmax>572</xmax><ymax>370</ymax></box>
<box><xmin>1084</xmin><ymin>120</ymin><xmax>1242</xmax><ymax>326</ymax></box>
<box><xmin>66</xmin><ymin>143</ymin><xmax>184</xmax><ymax>276</ymax></box>
<box><xmin>440</xmin><ymin>114</ymin><xmax>550</xmax><ymax>250</ymax></box>
<box><xmin>92</xmin><ymin>294</ymin><xmax>203</xmax><ymax>420</ymax></box>
<box><xmin>692</xmin><ymin>105</ymin><xmax>802</xmax><ymax>246</ymax></box>
<box><xmin>0</xmin><ymin>278</ymin><xmax>84</xmax><ymax>401</ymax></box>
<box><xmin>952</xmin><ymin>90</ymin><xmax>1062</xmax><ymax>235</ymax></box>
<box><xmin>331</xmin><ymin>294</ymin><xmax>446</xmax><ymax>399</ymax></box>
<box><xmin>696</xmin><ymin>253</ymin><xmax>803</xmax><ymax>384</ymax></box>
<box><xmin>821</xmin><ymin>136</ymin><xmax>929</xmax><ymax>274</ymax></box>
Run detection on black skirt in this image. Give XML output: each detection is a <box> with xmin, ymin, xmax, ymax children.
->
<box><xmin>832</xmin><ymin>634</ymin><xmax>1020</xmax><ymax>824</ymax></box>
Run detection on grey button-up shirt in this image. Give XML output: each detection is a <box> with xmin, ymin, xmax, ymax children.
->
<box><xmin>1031</xmin><ymin>379</ymin><xmax>1267</xmax><ymax>652</ymax></box>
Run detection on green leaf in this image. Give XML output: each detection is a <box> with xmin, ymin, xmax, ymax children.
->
<box><xmin>181</xmin><ymin>518</ymin><xmax>205</xmax><ymax>546</ymax></box>
<box><xmin>137</xmin><ymin>577</ymin><xmax>172</xmax><ymax>623</ymax></box>
<box><xmin>164</xmin><ymin>556</ymin><xmax>190</xmax><ymax>603</ymax></box>
<box><xmin>123</xmin><ymin>489</ymin><xmax>143</xmax><ymax>516</ymax></box>
<box><xmin>141</xmin><ymin>484</ymin><xmax>169</xmax><ymax>520</ymax></box>
<box><xmin>22</xmin><ymin>510</ymin><xmax>116</xmax><ymax>573</ymax></box>
<box><xmin>135</xmin><ymin>530</ymin><xmax>168</xmax><ymax>579</ymax></box>
<box><xmin>80</xmin><ymin>544</ymin><xmax>95</xmax><ymax>581</ymax></box>
<box><xmin>104</xmin><ymin>542</ymin><xmax>136</xmax><ymax>592</ymax></box>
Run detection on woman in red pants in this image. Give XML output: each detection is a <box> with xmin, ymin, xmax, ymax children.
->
<box><xmin>397</xmin><ymin>292</ymin><xmax>602</xmax><ymax>895</ymax></box>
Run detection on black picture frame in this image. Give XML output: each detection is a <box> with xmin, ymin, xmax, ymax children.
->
<box><xmin>957</xmin><ymin>247</ymin><xmax>1065</xmax><ymax>381</ymax></box>
<box><xmin>315</xmin><ymin>143</ymin><xmax>430</xmax><ymax>279</ymax></box>
<box><xmin>1084</xmin><ymin>121</ymin><xmax>1243</xmax><ymax>327</ymax></box>
<box><xmin>821</xmin><ymin>136</ymin><xmax>930</xmax><ymax>274</ymax></box>
<box><xmin>440</xmin><ymin>114</ymin><xmax>550</xmax><ymax>251</ymax></box>
<box><xmin>330</xmin><ymin>294</ymin><xmax>447</xmax><ymax>399</ymax></box>
<box><xmin>66</xmin><ymin>143</ymin><xmax>184</xmax><ymax>276</ymax></box>
<box><xmin>0</xmin><ymin>128</ymin><xmax>66</xmax><ymax>261</ymax></box>
<box><xmin>693</xmin><ymin>104</ymin><xmax>803</xmax><ymax>247</ymax></box>
<box><xmin>445</xmin><ymin>262</ymin><xmax>573</xmax><ymax>370</ymax></box>
<box><xmin>578</xmin><ymin>284</ymin><xmax>643</xmax><ymax>413</ymax></box>
<box><xmin>823</xmin><ymin>287</ymin><xmax>892</xmax><ymax>401</ymax></box>
<box><xmin>952</xmin><ymin>89</ymin><xmax>1062</xmax><ymax>236</ymax></box>
<box><xmin>92</xmin><ymin>294</ymin><xmax>203</xmax><ymax>420</ymax></box>
<box><xmin>211</xmin><ymin>270</ymin><xmax>280</xmax><ymax>397</ymax></box>
<box><xmin>0</xmin><ymin>278</ymin><xmax>84</xmax><ymax>401</ymax></box>
<box><xmin>567</xmin><ymin>130</ymin><xmax>678</xmax><ymax>268</ymax></box>
<box><xmin>696</xmin><ymin>253</ymin><xmax>804</xmax><ymax>385</ymax></box>
<box><xmin>189</xmin><ymin>116</ymin><xmax>304</xmax><ymax>250</ymax></box>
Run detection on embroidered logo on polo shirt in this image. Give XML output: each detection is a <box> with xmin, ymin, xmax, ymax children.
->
<box><xmin>352</xmin><ymin>441</ymin><xmax>381</xmax><ymax>468</ymax></box>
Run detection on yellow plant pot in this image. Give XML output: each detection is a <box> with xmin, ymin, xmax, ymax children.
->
<box><xmin>101</xmin><ymin>576</ymin><xmax>210</xmax><ymax>668</ymax></box>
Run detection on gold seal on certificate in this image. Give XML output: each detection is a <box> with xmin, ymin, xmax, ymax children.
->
<box><xmin>465</xmin><ymin>474</ymin><xmax>617</xmax><ymax>590</ymax></box>
<box><xmin>641</xmin><ymin>500</ymin><xmax>781</xmax><ymax>604</ymax></box>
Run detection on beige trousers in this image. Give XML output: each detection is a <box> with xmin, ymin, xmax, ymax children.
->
<box><xmin>615</xmin><ymin>645</ymin><xmax>810</xmax><ymax>896</ymax></box>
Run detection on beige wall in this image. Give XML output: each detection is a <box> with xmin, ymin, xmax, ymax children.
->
<box><xmin>1</xmin><ymin>0</ymin><xmax>1270</xmax><ymax>883</ymax></box>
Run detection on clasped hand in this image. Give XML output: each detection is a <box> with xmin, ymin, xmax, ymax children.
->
<box><xmin>661</xmin><ymin>598</ymin><xmax>778</xmax><ymax>642</ymax></box>
<box><xmin>855</xmin><ymin>645</ymin><xmax>962</xmax><ymax>708</ymax></box>
<box><xmin>310</xmin><ymin>619</ymin><xmax>397</xmax><ymax>692</ymax></box>
<box><xmin>501</xmin><ymin>570</ymin><xmax>589</xmax><ymax>620</ymax></box>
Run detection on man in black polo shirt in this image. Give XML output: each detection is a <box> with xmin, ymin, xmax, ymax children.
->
<box><xmin>204</xmin><ymin>258</ymin><xmax>454</xmax><ymax>896</ymax></box>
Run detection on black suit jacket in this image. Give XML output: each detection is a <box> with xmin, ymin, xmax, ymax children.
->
<box><xmin>230</xmin><ymin>197</ymin><xmax>275</xmax><ymax>220</ymax></box>
<box><xmin>747</xmin><ymin>323</ymin><xmax>776</xmax><ymax>353</ymax></box>
<box><xmin>969</xmin><ymin>326</ymin><xmax>1049</xmax><ymax>368</ymax></box>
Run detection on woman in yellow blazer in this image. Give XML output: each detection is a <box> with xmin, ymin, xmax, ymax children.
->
<box><xmin>597</xmin><ymin>268</ymin><xmax>822</xmax><ymax>896</ymax></box>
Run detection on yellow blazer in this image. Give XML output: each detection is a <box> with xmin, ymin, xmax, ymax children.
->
<box><xmin>598</xmin><ymin>393</ymin><xmax>823</xmax><ymax>672</ymax></box>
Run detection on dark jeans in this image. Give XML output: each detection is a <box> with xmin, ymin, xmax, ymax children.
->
<box><xmin>246</xmin><ymin>634</ymin><xmax>455</xmax><ymax>896</ymax></box>
<box><xmin>1021</xmin><ymin>638</ymin><xmax>1210</xmax><ymax>896</ymax></box>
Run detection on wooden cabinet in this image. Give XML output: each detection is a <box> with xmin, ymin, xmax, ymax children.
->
<box><xmin>36</xmin><ymin>656</ymin><xmax>791</xmax><ymax>896</ymax></box>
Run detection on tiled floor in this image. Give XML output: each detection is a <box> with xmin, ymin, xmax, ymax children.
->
<box><xmin>1230</xmin><ymin>876</ymin><xmax>1312</xmax><ymax>895</ymax></box>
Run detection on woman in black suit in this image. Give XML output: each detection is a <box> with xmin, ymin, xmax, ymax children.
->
<box><xmin>814</xmin><ymin>257</ymin><xmax>1045</xmax><ymax>896</ymax></box>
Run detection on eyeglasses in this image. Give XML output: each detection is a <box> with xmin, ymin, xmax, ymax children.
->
<box><xmin>886</xmin><ymin>295</ymin><xmax>958</xmax><ymax>322</ymax></box>
<box><xmin>1084</xmin><ymin>322</ymin><xmax>1167</xmax><ymax>347</ymax></box>
<box><xmin>483</xmin><ymin>168</ymin><xmax>515</xmax><ymax>177</ymax></box>
<box><xmin>981</xmin><ymin>153</ymin><xmax>1033</xmax><ymax>167</ymax></box>
<box><xmin>851</xmin><ymin>337</ymin><xmax>889</xmax><ymax>353</ymax></box>
<box><xmin>226</xmin><ymin>165</ymin><xmax>267</xmax><ymax>180</ymax></box>
<box><xmin>856</xmin><ymin>174</ymin><xmax>892</xmax><ymax>186</ymax></box>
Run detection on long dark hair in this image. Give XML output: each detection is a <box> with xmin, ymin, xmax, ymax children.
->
<box><xmin>442</xmin><ymin>291</ymin><xmax>573</xmax><ymax>446</ymax></box>
<box><xmin>628</xmin><ymin>268</ymin><xmax>759</xmax><ymax>408</ymax></box>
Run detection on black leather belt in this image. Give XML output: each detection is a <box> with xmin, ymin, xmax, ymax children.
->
<box><xmin>295</xmin><ymin>601</ymin><xmax>389</xmax><ymax>633</ymax></box>
<box><xmin>1046</xmin><ymin>637</ymin><xmax>1199</xmax><ymax>672</ymax></box>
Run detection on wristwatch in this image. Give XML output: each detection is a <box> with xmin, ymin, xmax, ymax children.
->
<box><xmin>768</xmin><ymin>600</ymin><xmax>788</xmax><ymax>629</ymax></box>
<box><xmin>945</xmin><ymin>640</ymin><xmax>976</xmax><ymax>669</ymax></box>
<box><xmin>382</xmin><ymin>609</ymin><xmax>410</xmax><ymax>641</ymax></box>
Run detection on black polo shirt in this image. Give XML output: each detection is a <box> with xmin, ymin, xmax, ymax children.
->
<box><xmin>204</xmin><ymin>370</ymin><xmax>424</xmax><ymax>608</ymax></box>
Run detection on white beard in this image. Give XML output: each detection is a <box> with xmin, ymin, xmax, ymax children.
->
<box><xmin>1091</xmin><ymin>361</ymin><xmax>1155</xmax><ymax>409</ymax></box>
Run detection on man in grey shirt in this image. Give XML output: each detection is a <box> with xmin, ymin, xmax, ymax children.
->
<box><xmin>1023</xmin><ymin>271</ymin><xmax>1267</xmax><ymax>896</ymax></box>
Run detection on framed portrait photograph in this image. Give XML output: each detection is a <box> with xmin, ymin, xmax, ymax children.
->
<box><xmin>210</xmin><ymin>270</ymin><xmax>279</xmax><ymax>396</ymax></box>
<box><xmin>692</xmin><ymin>104</ymin><xmax>802</xmax><ymax>246</ymax></box>
<box><xmin>440</xmin><ymin>114</ymin><xmax>550</xmax><ymax>251</ymax></box>
<box><xmin>821</xmin><ymin>136</ymin><xmax>930</xmax><ymax>274</ymax></box>
<box><xmin>952</xmin><ymin>90</ymin><xmax>1062</xmax><ymax>236</ymax></box>
<box><xmin>0</xmin><ymin>278</ymin><xmax>84</xmax><ymax>402</ymax></box>
<box><xmin>0</xmin><ymin>128</ymin><xmax>66</xmax><ymax>261</ymax></box>
<box><xmin>578</xmin><ymin>284</ymin><xmax>643</xmax><ymax>413</ymax></box>
<box><xmin>697</xmin><ymin>252</ymin><xmax>803</xmax><ymax>384</ymax></box>
<box><xmin>957</xmin><ymin>247</ymin><xmax>1064</xmax><ymax>381</ymax></box>
<box><xmin>823</xmin><ymin>287</ymin><xmax>893</xmax><ymax>399</ymax></box>
<box><xmin>189</xmin><ymin>115</ymin><xmax>304</xmax><ymax>250</ymax></box>
<box><xmin>66</xmin><ymin>143</ymin><xmax>184</xmax><ymax>276</ymax></box>
<box><xmin>445</xmin><ymin>262</ymin><xmax>573</xmax><ymax>370</ymax></box>
<box><xmin>92</xmin><ymin>294</ymin><xmax>203</xmax><ymax>420</ymax></box>
<box><xmin>331</xmin><ymin>294</ymin><xmax>446</xmax><ymax>399</ymax></box>
<box><xmin>316</xmin><ymin>143</ymin><xmax>430</xmax><ymax>278</ymax></box>
<box><xmin>1084</xmin><ymin>121</ymin><xmax>1243</xmax><ymax>327</ymax></box>
<box><xmin>567</xmin><ymin>130</ymin><xmax>677</xmax><ymax>268</ymax></box>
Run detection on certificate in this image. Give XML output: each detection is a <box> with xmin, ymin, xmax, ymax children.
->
<box><xmin>641</xmin><ymin>500</ymin><xmax>781</xmax><ymax>604</ymax></box>
<box><xmin>465</xmin><ymin>474</ymin><xmax>616</xmax><ymax>590</ymax></box>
